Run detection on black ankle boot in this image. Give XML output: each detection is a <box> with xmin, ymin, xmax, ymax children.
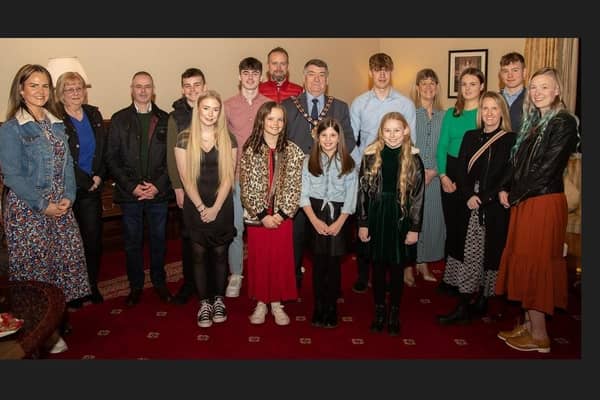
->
<box><xmin>469</xmin><ymin>294</ymin><xmax>488</xmax><ymax>318</ymax></box>
<box><xmin>436</xmin><ymin>280</ymin><xmax>459</xmax><ymax>297</ymax></box>
<box><xmin>323</xmin><ymin>303</ymin><xmax>338</xmax><ymax>328</ymax></box>
<box><xmin>437</xmin><ymin>294</ymin><xmax>471</xmax><ymax>325</ymax></box>
<box><xmin>388</xmin><ymin>305</ymin><xmax>400</xmax><ymax>336</ymax></box>
<box><xmin>311</xmin><ymin>301</ymin><xmax>325</xmax><ymax>327</ymax></box>
<box><xmin>370</xmin><ymin>304</ymin><xmax>386</xmax><ymax>332</ymax></box>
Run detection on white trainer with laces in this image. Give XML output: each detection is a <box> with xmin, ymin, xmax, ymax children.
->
<box><xmin>226</xmin><ymin>274</ymin><xmax>243</xmax><ymax>298</ymax></box>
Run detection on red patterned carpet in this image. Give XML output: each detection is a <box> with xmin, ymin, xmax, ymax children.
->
<box><xmin>49</xmin><ymin>240</ymin><xmax>581</xmax><ymax>360</ymax></box>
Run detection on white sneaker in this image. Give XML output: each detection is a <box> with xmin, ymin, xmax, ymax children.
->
<box><xmin>249</xmin><ymin>302</ymin><xmax>267</xmax><ymax>324</ymax></box>
<box><xmin>49</xmin><ymin>336</ymin><xmax>68</xmax><ymax>354</ymax></box>
<box><xmin>226</xmin><ymin>274</ymin><xmax>243</xmax><ymax>298</ymax></box>
<box><xmin>271</xmin><ymin>302</ymin><xmax>290</xmax><ymax>326</ymax></box>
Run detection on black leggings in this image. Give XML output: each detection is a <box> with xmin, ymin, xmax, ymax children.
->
<box><xmin>312</xmin><ymin>255</ymin><xmax>341</xmax><ymax>306</ymax></box>
<box><xmin>372</xmin><ymin>262</ymin><xmax>405</xmax><ymax>307</ymax></box>
<box><xmin>191</xmin><ymin>242</ymin><xmax>228</xmax><ymax>301</ymax></box>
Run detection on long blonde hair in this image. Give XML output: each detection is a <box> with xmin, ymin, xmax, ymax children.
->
<box><xmin>183</xmin><ymin>90</ymin><xmax>233</xmax><ymax>192</ymax></box>
<box><xmin>363</xmin><ymin>112</ymin><xmax>417</xmax><ymax>214</ymax></box>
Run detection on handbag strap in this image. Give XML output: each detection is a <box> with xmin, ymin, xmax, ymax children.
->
<box><xmin>467</xmin><ymin>130</ymin><xmax>507</xmax><ymax>174</ymax></box>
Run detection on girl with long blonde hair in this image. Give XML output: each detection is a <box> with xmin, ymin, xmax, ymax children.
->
<box><xmin>357</xmin><ymin>112</ymin><xmax>425</xmax><ymax>336</ymax></box>
<box><xmin>174</xmin><ymin>90</ymin><xmax>237</xmax><ymax>328</ymax></box>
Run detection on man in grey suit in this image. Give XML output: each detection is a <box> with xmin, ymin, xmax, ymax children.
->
<box><xmin>282</xmin><ymin>58</ymin><xmax>356</xmax><ymax>289</ymax></box>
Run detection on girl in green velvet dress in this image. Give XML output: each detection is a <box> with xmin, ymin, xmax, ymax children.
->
<box><xmin>357</xmin><ymin>112</ymin><xmax>425</xmax><ymax>336</ymax></box>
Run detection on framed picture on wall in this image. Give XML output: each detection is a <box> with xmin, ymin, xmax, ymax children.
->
<box><xmin>448</xmin><ymin>49</ymin><xmax>488</xmax><ymax>98</ymax></box>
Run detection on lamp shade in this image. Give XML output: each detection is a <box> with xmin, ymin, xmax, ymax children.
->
<box><xmin>46</xmin><ymin>56</ymin><xmax>90</xmax><ymax>87</ymax></box>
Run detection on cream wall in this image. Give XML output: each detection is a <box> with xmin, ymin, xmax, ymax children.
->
<box><xmin>381</xmin><ymin>38</ymin><xmax>525</xmax><ymax>109</ymax></box>
<box><xmin>0</xmin><ymin>38</ymin><xmax>524</xmax><ymax>120</ymax></box>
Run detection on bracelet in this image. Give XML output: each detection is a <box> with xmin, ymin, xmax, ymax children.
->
<box><xmin>196</xmin><ymin>204</ymin><xmax>205</xmax><ymax>211</ymax></box>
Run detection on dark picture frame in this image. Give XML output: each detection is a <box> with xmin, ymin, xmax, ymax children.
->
<box><xmin>448</xmin><ymin>49</ymin><xmax>488</xmax><ymax>98</ymax></box>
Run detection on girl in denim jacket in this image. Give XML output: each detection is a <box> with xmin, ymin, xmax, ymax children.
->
<box><xmin>301</xmin><ymin>118</ymin><xmax>357</xmax><ymax>328</ymax></box>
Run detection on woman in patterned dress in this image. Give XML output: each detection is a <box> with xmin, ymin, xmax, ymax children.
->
<box><xmin>0</xmin><ymin>64</ymin><xmax>90</xmax><ymax>353</ymax></box>
<box><xmin>436</xmin><ymin>92</ymin><xmax>515</xmax><ymax>325</ymax></box>
<box><xmin>407</xmin><ymin>68</ymin><xmax>446</xmax><ymax>285</ymax></box>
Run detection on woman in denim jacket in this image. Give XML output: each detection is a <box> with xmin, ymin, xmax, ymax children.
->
<box><xmin>0</xmin><ymin>64</ymin><xmax>90</xmax><ymax>352</ymax></box>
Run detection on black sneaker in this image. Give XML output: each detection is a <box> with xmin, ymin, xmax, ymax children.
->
<box><xmin>212</xmin><ymin>296</ymin><xmax>227</xmax><ymax>323</ymax></box>
<box><xmin>352</xmin><ymin>280</ymin><xmax>368</xmax><ymax>294</ymax></box>
<box><xmin>197</xmin><ymin>300</ymin><xmax>213</xmax><ymax>328</ymax></box>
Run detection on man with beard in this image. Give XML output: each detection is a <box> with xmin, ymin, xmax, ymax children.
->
<box><xmin>259</xmin><ymin>47</ymin><xmax>303</xmax><ymax>103</ymax></box>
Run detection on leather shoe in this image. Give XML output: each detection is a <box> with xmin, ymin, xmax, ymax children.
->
<box><xmin>125</xmin><ymin>288</ymin><xmax>143</xmax><ymax>307</ymax></box>
<box><xmin>89</xmin><ymin>288</ymin><xmax>104</xmax><ymax>304</ymax></box>
<box><xmin>505</xmin><ymin>332</ymin><xmax>550</xmax><ymax>353</ymax></box>
<box><xmin>154</xmin><ymin>285</ymin><xmax>173</xmax><ymax>304</ymax></box>
<box><xmin>352</xmin><ymin>280</ymin><xmax>368</xmax><ymax>294</ymax></box>
<box><xmin>497</xmin><ymin>323</ymin><xmax>528</xmax><ymax>342</ymax></box>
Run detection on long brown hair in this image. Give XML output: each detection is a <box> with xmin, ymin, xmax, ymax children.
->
<box><xmin>6</xmin><ymin>64</ymin><xmax>61</xmax><ymax>120</ymax></box>
<box><xmin>308</xmin><ymin>117</ymin><xmax>355</xmax><ymax>177</ymax></box>
<box><xmin>243</xmin><ymin>101</ymin><xmax>289</xmax><ymax>153</ymax></box>
<box><xmin>363</xmin><ymin>112</ymin><xmax>417</xmax><ymax>214</ymax></box>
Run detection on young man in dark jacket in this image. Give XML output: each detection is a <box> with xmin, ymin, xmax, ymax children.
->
<box><xmin>166</xmin><ymin>67</ymin><xmax>206</xmax><ymax>304</ymax></box>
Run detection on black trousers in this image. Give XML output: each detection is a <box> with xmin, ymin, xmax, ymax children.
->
<box><xmin>293</xmin><ymin>208</ymin><xmax>308</xmax><ymax>280</ymax></box>
<box><xmin>72</xmin><ymin>188</ymin><xmax>103</xmax><ymax>292</ymax></box>
<box><xmin>177</xmin><ymin>208</ymin><xmax>195</xmax><ymax>292</ymax></box>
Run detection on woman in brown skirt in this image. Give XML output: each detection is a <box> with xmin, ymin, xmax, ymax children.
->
<box><xmin>495</xmin><ymin>67</ymin><xmax>579</xmax><ymax>353</ymax></box>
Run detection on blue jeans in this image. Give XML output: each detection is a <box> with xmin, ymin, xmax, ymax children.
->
<box><xmin>120</xmin><ymin>201</ymin><xmax>168</xmax><ymax>289</ymax></box>
<box><xmin>228</xmin><ymin>181</ymin><xmax>244</xmax><ymax>275</ymax></box>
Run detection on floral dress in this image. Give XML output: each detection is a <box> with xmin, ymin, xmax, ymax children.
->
<box><xmin>4</xmin><ymin>119</ymin><xmax>90</xmax><ymax>301</ymax></box>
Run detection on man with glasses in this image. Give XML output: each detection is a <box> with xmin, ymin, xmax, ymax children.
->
<box><xmin>224</xmin><ymin>57</ymin><xmax>270</xmax><ymax>298</ymax></box>
<box><xmin>259</xmin><ymin>47</ymin><xmax>303</xmax><ymax>103</ymax></box>
<box><xmin>107</xmin><ymin>71</ymin><xmax>173</xmax><ymax>307</ymax></box>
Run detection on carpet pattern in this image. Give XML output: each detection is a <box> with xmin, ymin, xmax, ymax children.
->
<box><xmin>49</xmin><ymin>243</ymin><xmax>581</xmax><ymax>360</ymax></box>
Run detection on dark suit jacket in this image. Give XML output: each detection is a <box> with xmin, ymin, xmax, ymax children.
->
<box><xmin>282</xmin><ymin>93</ymin><xmax>356</xmax><ymax>154</ymax></box>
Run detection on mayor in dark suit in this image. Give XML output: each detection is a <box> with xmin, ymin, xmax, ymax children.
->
<box><xmin>282</xmin><ymin>58</ymin><xmax>356</xmax><ymax>288</ymax></box>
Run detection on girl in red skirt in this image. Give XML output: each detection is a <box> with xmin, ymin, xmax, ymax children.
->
<box><xmin>495</xmin><ymin>67</ymin><xmax>579</xmax><ymax>353</ymax></box>
<box><xmin>239</xmin><ymin>101</ymin><xmax>305</xmax><ymax>326</ymax></box>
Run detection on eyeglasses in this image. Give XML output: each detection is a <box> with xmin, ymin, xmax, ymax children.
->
<box><xmin>64</xmin><ymin>87</ymin><xmax>84</xmax><ymax>94</ymax></box>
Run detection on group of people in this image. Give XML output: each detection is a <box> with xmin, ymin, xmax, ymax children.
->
<box><xmin>0</xmin><ymin>46</ymin><xmax>578</xmax><ymax>355</ymax></box>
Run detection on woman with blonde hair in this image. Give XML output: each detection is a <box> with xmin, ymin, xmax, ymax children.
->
<box><xmin>437</xmin><ymin>91</ymin><xmax>515</xmax><ymax>325</ymax></box>
<box><xmin>406</xmin><ymin>68</ymin><xmax>446</xmax><ymax>285</ymax></box>
<box><xmin>495</xmin><ymin>68</ymin><xmax>579</xmax><ymax>353</ymax></box>
<box><xmin>174</xmin><ymin>90</ymin><xmax>237</xmax><ymax>328</ymax></box>
<box><xmin>357</xmin><ymin>111</ymin><xmax>424</xmax><ymax>336</ymax></box>
<box><xmin>56</xmin><ymin>71</ymin><xmax>107</xmax><ymax>306</ymax></box>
